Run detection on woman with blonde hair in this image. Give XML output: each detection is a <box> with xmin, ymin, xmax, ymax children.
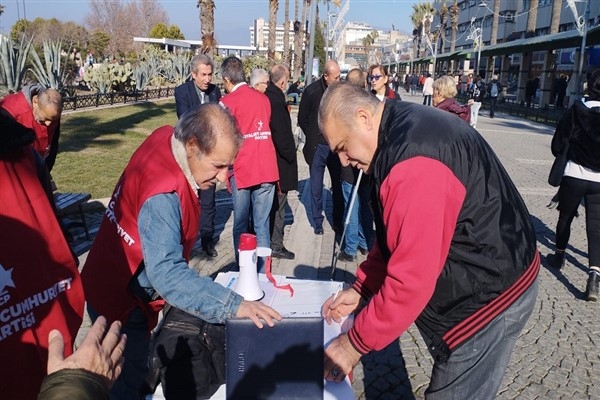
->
<box><xmin>432</xmin><ymin>75</ymin><xmax>471</xmax><ymax>123</ymax></box>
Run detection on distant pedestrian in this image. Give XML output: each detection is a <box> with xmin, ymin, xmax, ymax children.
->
<box><xmin>468</xmin><ymin>75</ymin><xmax>486</xmax><ymax>128</ymax></box>
<box><xmin>546</xmin><ymin>68</ymin><xmax>600</xmax><ymax>302</ymax></box>
<box><xmin>422</xmin><ymin>73</ymin><xmax>434</xmax><ymax>106</ymax></box>
<box><xmin>487</xmin><ymin>75</ymin><xmax>502</xmax><ymax>118</ymax></box>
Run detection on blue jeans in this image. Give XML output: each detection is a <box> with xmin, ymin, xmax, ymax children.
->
<box><xmin>230</xmin><ymin>176</ymin><xmax>275</xmax><ymax>253</ymax></box>
<box><xmin>287</xmin><ymin>92</ymin><xmax>299</xmax><ymax>104</ymax></box>
<box><xmin>425</xmin><ymin>278</ymin><xmax>538</xmax><ymax>399</ymax></box>
<box><xmin>88</xmin><ymin>306</ymin><xmax>150</xmax><ymax>400</ymax></box>
<box><xmin>341</xmin><ymin>181</ymin><xmax>368</xmax><ymax>256</ymax></box>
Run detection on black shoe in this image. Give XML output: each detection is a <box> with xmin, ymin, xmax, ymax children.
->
<box><xmin>337</xmin><ymin>250</ymin><xmax>356</xmax><ymax>262</ymax></box>
<box><xmin>314</xmin><ymin>226</ymin><xmax>324</xmax><ymax>235</ymax></box>
<box><xmin>358</xmin><ymin>247</ymin><xmax>369</xmax><ymax>256</ymax></box>
<box><xmin>202</xmin><ymin>243</ymin><xmax>218</xmax><ymax>258</ymax></box>
<box><xmin>271</xmin><ymin>247</ymin><xmax>295</xmax><ymax>260</ymax></box>
<box><xmin>585</xmin><ymin>271</ymin><xmax>599</xmax><ymax>302</ymax></box>
<box><xmin>546</xmin><ymin>252</ymin><xmax>565</xmax><ymax>269</ymax></box>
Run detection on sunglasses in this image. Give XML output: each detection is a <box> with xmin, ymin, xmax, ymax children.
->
<box><xmin>369</xmin><ymin>75</ymin><xmax>383</xmax><ymax>82</ymax></box>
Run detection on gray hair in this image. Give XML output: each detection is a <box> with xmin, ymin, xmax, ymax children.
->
<box><xmin>191</xmin><ymin>54</ymin><xmax>214</xmax><ymax>73</ymax></box>
<box><xmin>220</xmin><ymin>56</ymin><xmax>246</xmax><ymax>85</ymax></box>
<box><xmin>174</xmin><ymin>103</ymin><xmax>241</xmax><ymax>156</ymax></box>
<box><xmin>250</xmin><ymin>68</ymin><xmax>269</xmax><ymax>88</ymax></box>
<box><xmin>346</xmin><ymin>68</ymin><xmax>365</xmax><ymax>89</ymax></box>
<box><xmin>269</xmin><ymin>64</ymin><xmax>289</xmax><ymax>85</ymax></box>
<box><xmin>318</xmin><ymin>82</ymin><xmax>379</xmax><ymax>133</ymax></box>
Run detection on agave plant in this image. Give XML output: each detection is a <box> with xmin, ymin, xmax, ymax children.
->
<box><xmin>165</xmin><ymin>52</ymin><xmax>191</xmax><ymax>85</ymax></box>
<box><xmin>29</xmin><ymin>40</ymin><xmax>69</xmax><ymax>90</ymax></box>
<box><xmin>0</xmin><ymin>35</ymin><xmax>33</xmax><ymax>93</ymax></box>
<box><xmin>132</xmin><ymin>64</ymin><xmax>149</xmax><ymax>91</ymax></box>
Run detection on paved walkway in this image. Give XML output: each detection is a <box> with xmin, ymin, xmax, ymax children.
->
<box><xmin>70</xmin><ymin>94</ymin><xmax>598</xmax><ymax>399</ymax></box>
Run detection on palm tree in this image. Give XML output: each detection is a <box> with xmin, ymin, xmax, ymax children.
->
<box><xmin>293</xmin><ymin>0</ymin><xmax>303</xmax><ymax>80</ymax></box>
<box><xmin>362</xmin><ymin>32</ymin><xmax>375</xmax><ymax>68</ymax></box>
<box><xmin>268</xmin><ymin>0</ymin><xmax>279</xmax><ymax>62</ymax></box>
<box><xmin>439</xmin><ymin>2</ymin><xmax>448</xmax><ymax>53</ymax></box>
<box><xmin>549</xmin><ymin>0</ymin><xmax>562</xmax><ymax>34</ymax></box>
<box><xmin>490</xmin><ymin>0</ymin><xmax>501</xmax><ymax>46</ymax></box>
<box><xmin>283</xmin><ymin>0</ymin><xmax>290</xmax><ymax>65</ymax></box>
<box><xmin>197</xmin><ymin>0</ymin><xmax>216</xmax><ymax>55</ymax></box>
<box><xmin>410</xmin><ymin>2</ymin><xmax>435</xmax><ymax>69</ymax></box>
<box><xmin>449</xmin><ymin>0</ymin><xmax>459</xmax><ymax>72</ymax></box>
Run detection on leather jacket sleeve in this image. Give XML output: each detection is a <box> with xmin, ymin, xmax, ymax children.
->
<box><xmin>38</xmin><ymin>369</ymin><xmax>110</xmax><ymax>400</ymax></box>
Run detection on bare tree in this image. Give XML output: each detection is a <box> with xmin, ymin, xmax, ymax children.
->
<box><xmin>85</xmin><ymin>0</ymin><xmax>167</xmax><ymax>59</ymax></box>
<box><xmin>197</xmin><ymin>0</ymin><xmax>216</xmax><ymax>55</ymax></box>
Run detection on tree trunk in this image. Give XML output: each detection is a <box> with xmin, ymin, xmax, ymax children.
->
<box><xmin>283</xmin><ymin>0</ymin><xmax>290</xmax><ymax>65</ymax></box>
<box><xmin>268</xmin><ymin>0</ymin><xmax>279</xmax><ymax>63</ymax></box>
<box><xmin>549</xmin><ymin>0</ymin><xmax>562</xmax><ymax>34</ymax></box>
<box><xmin>490</xmin><ymin>0</ymin><xmax>500</xmax><ymax>45</ymax></box>
<box><xmin>198</xmin><ymin>0</ymin><xmax>216</xmax><ymax>55</ymax></box>
<box><xmin>293</xmin><ymin>0</ymin><xmax>302</xmax><ymax>80</ymax></box>
<box><xmin>526</xmin><ymin>0</ymin><xmax>539</xmax><ymax>37</ymax></box>
<box><xmin>297</xmin><ymin>0</ymin><xmax>309</xmax><ymax>79</ymax></box>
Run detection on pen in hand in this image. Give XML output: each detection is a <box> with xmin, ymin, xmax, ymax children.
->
<box><xmin>326</xmin><ymin>285</ymin><xmax>342</xmax><ymax>318</ymax></box>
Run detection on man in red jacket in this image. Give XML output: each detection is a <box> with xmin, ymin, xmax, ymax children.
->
<box><xmin>0</xmin><ymin>84</ymin><xmax>63</xmax><ymax>171</ymax></box>
<box><xmin>82</xmin><ymin>104</ymin><xmax>281</xmax><ymax>399</ymax></box>
<box><xmin>319</xmin><ymin>83</ymin><xmax>538</xmax><ymax>399</ymax></box>
<box><xmin>0</xmin><ymin>109</ymin><xmax>84</xmax><ymax>400</ymax></box>
<box><xmin>219</xmin><ymin>56</ymin><xmax>280</xmax><ymax>264</ymax></box>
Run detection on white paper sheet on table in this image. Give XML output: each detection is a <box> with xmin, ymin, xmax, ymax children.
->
<box><xmin>149</xmin><ymin>274</ymin><xmax>355</xmax><ymax>399</ymax></box>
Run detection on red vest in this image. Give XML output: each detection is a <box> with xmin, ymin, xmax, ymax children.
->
<box><xmin>0</xmin><ymin>92</ymin><xmax>58</xmax><ymax>159</ymax></box>
<box><xmin>81</xmin><ymin>127</ymin><xmax>200</xmax><ymax>328</ymax></box>
<box><xmin>0</xmin><ymin>147</ymin><xmax>84</xmax><ymax>400</ymax></box>
<box><xmin>221</xmin><ymin>84</ymin><xmax>279</xmax><ymax>188</ymax></box>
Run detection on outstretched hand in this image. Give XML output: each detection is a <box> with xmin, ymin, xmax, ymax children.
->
<box><xmin>236</xmin><ymin>300</ymin><xmax>282</xmax><ymax>328</ymax></box>
<box><xmin>47</xmin><ymin>316</ymin><xmax>126</xmax><ymax>387</ymax></box>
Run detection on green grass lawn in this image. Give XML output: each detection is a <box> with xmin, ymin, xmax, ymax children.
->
<box><xmin>53</xmin><ymin>99</ymin><xmax>177</xmax><ymax>199</ymax></box>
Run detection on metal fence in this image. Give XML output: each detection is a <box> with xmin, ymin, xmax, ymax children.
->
<box><xmin>61</xmin><ymin>87</ymin><xmax>176</xmax><ymax>111</ymax></box>
<box><xmin>456</xmin><ymin>94</ymin><xmax>567</xmax><ymax>127</ymax></box>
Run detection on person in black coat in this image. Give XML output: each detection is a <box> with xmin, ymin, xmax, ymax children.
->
<box><xmin>298</xmin><ymin>60</ymin><xmax>344</xmax><ymax>235</ymax></box>
<box><xmin>264</xmin><ymin>64</ymin><xmax>298</xmax><ymax>259</ymax></box>
<box><xmin>174</xmin><ymin>54</ymin><xmax>222</xmax><ymax>257</ymax></box>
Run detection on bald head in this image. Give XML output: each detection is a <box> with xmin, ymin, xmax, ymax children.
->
<box><xmin>323</xmin><ymin>60</ymin><xmax>341</xmax><ymax>87</ymax></box>
<box><xmin>318</xmin><ymin>82</ymin><xmax>379</xmax><ymax>135</ymax></box>
<box><xmin>33</xmin><ymin>88</ymin><xmax>62</xmax><ymax>126</ymax></box>
<box><xmin>346</xmin><ymin>68</ymin><xmax>366</xmax><ymax>89</ymax></box>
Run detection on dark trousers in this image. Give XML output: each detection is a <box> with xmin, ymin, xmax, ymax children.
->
<box><xmin>489</xmin><ymin>97</ymin><xmax>498</xmax><ymax>117</ymax></box>
<box><xmin>270</xmin><ymin>191</ymin><xmax>288</xmax><ymax>251</ymax></box>
<box><xmin>199</xmin><ymin>185</ymin><xmax>216</xmax><ymax>245</ymax></box>
<box><xmin>309</xmin><ymin>143</ymin><xmax>343</xmax><ymax>231</ymax></box>
<box><xmin>555</xmin><ymin>176</ymin><xmax>600</xmax><ymax>266</ymax></box>
<box><xmin>423</xmin><ymin>95</ymin><xmax>432</xmax><ymax>106</ymax></box>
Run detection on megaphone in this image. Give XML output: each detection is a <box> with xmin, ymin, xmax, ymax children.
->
<box><xmin>235</xmin><ymin>233</ymin><xmax>264</xmax><ymax>301</ymax></box>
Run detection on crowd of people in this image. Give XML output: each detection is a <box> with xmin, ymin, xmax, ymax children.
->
<box><xmin>1</xmin><ymin>50</ymin><xmax>599</xmax><ymax>399</ymax></box>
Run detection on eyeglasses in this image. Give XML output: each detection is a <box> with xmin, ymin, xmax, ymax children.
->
<box><xmin>259</xmin><ymin>81</ymin><xmax>269</xmax><ymax>85</ymax></box>
<box><xmin>369</xmin><ymin>75</ymin><xmax>383</xmax><ymax>82</ymax></box>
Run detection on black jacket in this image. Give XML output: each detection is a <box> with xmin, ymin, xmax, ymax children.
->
<box><xmin>264</xmin><ymin>82</ymin><xmax>298</xmax><ymax>192</ymax></box>
<box><xmin>298</xmin><ymin>76</ymin><xmax>328</xmax><ymax>166</ymax></box>
<box><xmin>174</xmin><ymin>81</ymin><xmax>222</xmax><ymax>118</ymax></box>
<box><xmin>38</xmin><ymin>369</ymin><xmax>109</xmax><ymax>400</ymax></box>
<box><xmin>552</xmin><ymin>100</ymin><xmax>600</xmax><ymax>172</ymax></box>
<box><xmin>371</xmin><ymin>101</ymin><xmax>538</xmax><ymax>362</ymax></box>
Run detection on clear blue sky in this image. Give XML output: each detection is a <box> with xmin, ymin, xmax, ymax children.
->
<box><xmin>0</xmin><ymin>0</ymin><xmax>418</xmax><ymax>44</ymax></box>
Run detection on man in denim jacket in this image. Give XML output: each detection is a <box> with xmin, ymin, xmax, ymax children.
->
<box><xmin>82</xmin><ymin>104</ymin><xmax>281</xmax><ymax>399</ymax></box>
